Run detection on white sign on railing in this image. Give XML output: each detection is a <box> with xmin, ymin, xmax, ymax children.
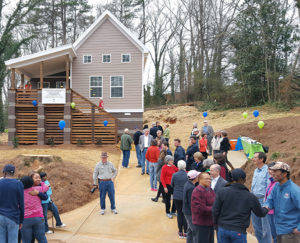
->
<box><xmin>42</xmin><ymin>88</ymin><xmax>66</xmax><ymax>104</ymax></box>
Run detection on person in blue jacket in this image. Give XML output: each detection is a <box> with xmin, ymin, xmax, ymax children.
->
<box><xmin>173</xmin><ymin>138</ymin><xmax>185</xmax><ymax>167</ymax></box>
<box><xmin>40</xmin><ymin>172</ymin><xmax>66</xmax><ymax>234</ymax></box>
<box><xmin>264</xmin><ymin>162</ymin><xmax>300</xmax><ymax>243</ymax></box>
<box><xmin>185</xmin><ymin>136</ymin><xmax>199</xmax><ymax>171</ymax></box>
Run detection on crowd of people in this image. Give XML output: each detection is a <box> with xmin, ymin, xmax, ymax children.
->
<box><xmin>119</xmin><ymin>121</ymin><xmax>300</xmax><ymax>243</ymax></box>
<box><xmin>0</xmin><ymin>165</ymin><xmax>66</xmax><ymax>243</ymax></box>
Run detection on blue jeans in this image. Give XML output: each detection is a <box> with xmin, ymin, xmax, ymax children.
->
<box><xmin>122</xmin><ymin>150</ymin><xmax>130</xmax><ymax>167</ymax></box>
<box><xmin>267</xmin><ymin>214</ymin><xmax>277</xmax><ymax>243</ymax></box>
<box><xmin>149</xmin><ymin>162</ymin><xmax>158</xmax><ymax>189</ymax></box>
<box><xmin>218</xmin><ymin>227</ymin><xmax>247</xmax><ymax>243</ymax></box>
<box><xmin>99</xmin><ymin>180</ymin><xmax>115</xmax><ymax>210</ymax></box>
<box><xmin>141</xmin><ymin>148</ymin><xmax>149</xmax><ymax>173</ymax></box>
<box><xmin>21</xmin><ymin>217</ymin><xmax>47</xmax><ymax>243</ymax></box>
<box><xmin>0</xmin><ymin>214</ymin><xmax>19</xmax><ymax>243</ymax></box>
<box><xmin>135</xmin><ymin>145</ymin><xmax>142</xmax><ymax>166</ymax></box>
<box><xmin>251</xmin><ymin>210</ymin><xmax>272</xmax><ymax>243</ymax></box>
<box><xmin>42</xmin><ymin>202</ymin><xmax>63</xmax><ymax>232</ymax></box>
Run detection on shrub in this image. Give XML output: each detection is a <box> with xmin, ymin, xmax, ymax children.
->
<box><xmin>96</xmin><ymin>137</ymin><xmax>102</xmax><ymax>146</ymax></box>
<box><xmin>13</xmin><ymin>137</ymin><xmax>19</xmax><ymax>148</ymax></box>
<box><xmin>77</xmin><ymin>139</ymin><xmax>85</xmax><ymax>146</ymax></box>
<box><xmin>270</xmin><ymin>152</ymin><xmax>281</xmax><ymax>160</ymax></box>
<box><xmin>47</xmin><ymin>137</ymin><xmax>55</xmax><ymax>147</ymax></box>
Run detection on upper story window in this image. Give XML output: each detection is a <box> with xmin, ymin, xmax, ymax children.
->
<box><xmin>122</xmin><ymin>54</ymin><xmax>131</xmax><ymax>63</ymax></box>
<box><xmin>37</xmin><ymin>82</ymin><xmax>50</xmax><ymax>89</ymax></box>
<box><xmin>102</xmin><ymin>54</ymin><xmax>111</xmax><ymax>63</ymax></box>
<box><xmin>90</xmin><ymin>76</ymin><xmax>103</xmax><ymax>98</ymax></box>
<box><xmin>83</xmin><ymin>55</ymin><xmax>92</xmax><ymax>64</ymax></box>
<box><xmin>110</xmin><ymin>76</ymin><xmax>123</xmax><ymax>98</ymax></box>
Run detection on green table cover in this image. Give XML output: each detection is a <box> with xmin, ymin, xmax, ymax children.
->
<box><xmin>241</xmin><ymin>139</ymin><xmax>264</xmax><ymax>159</ymax></box>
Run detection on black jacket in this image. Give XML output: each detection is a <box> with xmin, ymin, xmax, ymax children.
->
<box><xmin>212</xmin><ymin>183</ymin><xmax>268</xmax><ymax>234</ymax></box>
<box><xmin>186</xmin><ymin>144</ymin><xmax>199</xmax><ymax>168</ymax></box>
<box><xmin>133</xmin><ymin>131</ymin><xmax>143</xmax><ymax>145</ymax></box>
<box><xmin>220</xmin><ymin>137</ymin><xmax>230</xmax><ymax>153</ymax></box>
<box><xmin>182</xmin><ymin>180</ymin><xmax>195</xmax><ymax>216</ymax></box>
<box><xmin>213</xmin><ymin>177</ymin><xmax>227</xmax><ymax>194</ymax></box>
<box><xmin>191</xmin><ymin>161</ymin><xmax>205</xmax><ymax>172</ymax></box>
<box><xmin>150</xmin><ymin>127</ymin><xmax>158</xmax><ymax>139</ymax></box>
<box><xmin>174</xmin><ymin>146</ymin><xmax>185</xmax><ymax>164</ymax></box>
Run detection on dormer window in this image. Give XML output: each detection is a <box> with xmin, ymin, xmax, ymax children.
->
<box><xmin>83</xmin><ymin>55</ymin><xmax>92</xmax><ymax>64</ymax></box>
<box><xmin>122</xmin><ymin>54</ymin><xmax>131</xmax><ymax>63</ymax></box>
<box><xmin>102</xmin><ymin>54</ymin><xmax>111</xmax><ymax>63</ymax></box>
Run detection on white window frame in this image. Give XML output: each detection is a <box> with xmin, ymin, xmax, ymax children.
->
<box><xmin>110</xmin><ymin>75</ymin><xmax>124</xmax><ymax>98</ymax></box>
<box><xmin>89</xmin><ymin>76</ymin><xmax>103</xmax><ymax>98</ymax></box>
<box><xmin>121</xmin><ymin>54</ymin><xmax>131</xmax><ymax>63</ymax></box>
<box><xmin>102</xmin><ymin>54</ymin><xmax>111</xmax><ymax>63</ymax></box>
<box><xmin>37</xmin><ymin>82</ymin><xmax>50</xmax><ymax>89</ymax></box>
<box><xmin>56</xmin><ymin>81</ymin><xmax>66</xmax><ymax>88</ymax></box>
<box><xmin>83</xmin><ymin>55</ymin><xmax>92</xmax><ymax>64</ymax></box>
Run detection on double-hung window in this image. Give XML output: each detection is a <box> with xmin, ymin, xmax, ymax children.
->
<box><xmin>121</xmin><ymin>54</ymin><xmax>131</xmax><ymax>63</ymax></box>
<box><xmin>90</xmin><ymin>76</ymin><xmax>102</xmax><ymax>98</ymax></box>
<box><xmin>83</xmin><ymin>55</ymin><xmax>92</xmax><ymax>64</ymax></box>
<box><xmin>110</xmin><ymin>76</ymin><xmax>124</xmax><ymax>98</ymax></box>
<box><xmin>102</xmin><ymin>54</ymin><xmax>111</xmax><ymax>63</ymax></box>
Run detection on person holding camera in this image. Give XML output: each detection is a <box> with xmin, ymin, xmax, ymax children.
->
<box><xmin>93</xmin><ymin>152</ymin><xmax>118</xmax><ymax>215</ymax></box>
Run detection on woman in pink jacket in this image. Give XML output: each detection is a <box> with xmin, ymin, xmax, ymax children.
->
<box><xmin>20</xmin><ymin>173</ymin><xmax>49</xmax><ymax>243</ymax></box>
<box><xmin>265</xmin><ymin>162</ymin><xmax>278</xmax><ymax>243</ymax></box>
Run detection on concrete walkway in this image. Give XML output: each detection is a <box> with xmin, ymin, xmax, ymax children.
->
<box><xmin>48</xmin><ymin>150</ymin><xmax>257</xmax><ymax>243</ymax></box>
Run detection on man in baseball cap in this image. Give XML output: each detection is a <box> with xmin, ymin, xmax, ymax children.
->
<box><xmin>264</xmin><ymin>162</ymin><xmax>300</xmax><ymax>243</ymax></box>
<box><xmin>0</xmin><ymin>164</ymin><xmax>24</xmax><ymax>243</ymax></box>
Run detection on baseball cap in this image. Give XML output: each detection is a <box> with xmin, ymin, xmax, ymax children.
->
<box><xmin>187</xmin><ymin>170</ymin><xmax>200</xmax><ymax>180</ymax></box>
<box><xmin>231</xmin><ymin>168</ymin><xmax>246</xmax><ymax>181</ymax></box>
<box><xmin>101</xmin><ymin>152</ymin><xmax>108</xmax><ymax>158</ymax></box>
<box><xmin>3</xmin><ymin>164</ymin><xmax>15</xmax><ymax>174</ymax></box>
<box><xmin>269</xmin><ymin>161</ymin><xmax>290</xmax><ymax>172</ymax></box>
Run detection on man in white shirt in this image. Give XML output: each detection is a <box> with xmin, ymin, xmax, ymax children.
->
<box><xmin>210</xmin><ymin>164</ymin><xmax>227</xmax><ymax>193</ymax></box>
<box><xmin>139</xmin><ymin>129</ymin><xmax>153</xmax><ymax>175</ymax></box>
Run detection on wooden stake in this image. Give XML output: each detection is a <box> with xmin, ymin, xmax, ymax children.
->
<box><xmin>66</xmin><ymin>55</ymin><xmax>70</xmax><ymax>89</ymax></box>
<box><xmin>11</xmin><ymin>68</ymin><xmax>15</xmax><ymax>89</ymax></box>
<box><xmin>40</xmin><ymin>62</ymin><xmax>44</xmax><ymax>89</ymax></box>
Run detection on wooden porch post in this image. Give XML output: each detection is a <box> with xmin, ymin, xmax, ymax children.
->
<box><xmin>11</xmin><ymin>68</ymin><xmax>15</xmax><ymax>89</ymax></box>
<box><xmin>91</xmin><ymin>106</ymin><xmax>95</xmax><ymax>144</ymax></box>
<box><xmin>65</xmin><ymin>55</ymin><xmax>70</xmax><ymax>89</ymax></box>
<box><xmin>40</xmin><ymin>62</ymin><xmax>44</xmax><ymax>89</ymax></box>
<box><xmin>21</xmin><ymin>74</ymin><xmax>25</xmax><ymax>88</ymax></box>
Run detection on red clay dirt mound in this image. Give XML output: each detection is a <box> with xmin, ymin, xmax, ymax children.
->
<box><xmin>0</xmin><ymin>155</ymin><xmax>98</xmax><ymax>214</ymax></box>
<box><xmin>226</xmin><ymin>115</ymin><xmax>300</xmax><ymax>189</ymax></box>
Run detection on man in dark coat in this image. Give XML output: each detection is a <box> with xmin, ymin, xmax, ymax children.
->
<box><xmin>133</xmin><ymin>127</ymin><xmax>143</xmax><ymax>168</ymax></box>
<box><xmin>174</xmin><ymin>138</ymin><xmax>185</xmax><ymax>167</ymax></box>
<box><xmin>150</xmin><ymin>122</ymin><xmax>158</xmax><ymax>139</ymax></box>
<box><xmin>186</xmin><ymin>136</ymin><xmax>199</xmax><ymax>171</ymax></box>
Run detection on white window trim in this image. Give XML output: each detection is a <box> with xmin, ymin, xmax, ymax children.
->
<box><xmin>89</xmin><ymin>75</ymin><xmax>103</xmax><ymax>99</ymax></box>
<box><xmin>83</xmin><ymin>55</ymin><xmax>92</xmax><ymax>64</ymax></box>
<box><xmin>37</xmin><ymin>82</ymin><xmax>50</xmax><ymax>89</ymax></box>
<box><xmin>110</xmin><ymin>75</ymin><xmax>124</xmax><ymax>98</ymax></box>
<box><xmin>102</xmin><ymin>54</ymin><xmax>111</xmax><ymax>63</ymax></box>
<box><xmin>121</xmin><ymin>53</ymin><xmax>131</xmax><ymax>63</ymax></box>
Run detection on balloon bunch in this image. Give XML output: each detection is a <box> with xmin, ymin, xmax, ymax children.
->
<box><xmin>242</xmin><ymin>110</ymin><xmax>265</xmax><ymax>129</ymax></box>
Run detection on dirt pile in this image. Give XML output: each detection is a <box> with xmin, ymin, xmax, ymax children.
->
<box><xmin>226</xmin><ymin>116</ymin><xmax>300</xmax><ymax>187</ymax></box>
<box><xmin>0</xmin><ymin>155</ymin><xmax>98</xmax><ymax>214</ymax></box>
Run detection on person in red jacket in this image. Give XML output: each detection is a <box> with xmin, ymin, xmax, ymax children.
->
<box><xmin>160</xmin><ymin>155</ymin><xmax>178</xmax><ymax>219</ymax></box>
<box><xmin>191</xmin><ymin>172</ymin><xmax>215</xmax><ymax>243</ymax></box>
<box><xmin>199</xmin><ymin>133</ymin><xmax>208</xmax><ymax>159</ymax></box>
<box><xmin>146</xmin><ymin>140</ymin><xmax>160</xmax><ymax>191</ymax></box>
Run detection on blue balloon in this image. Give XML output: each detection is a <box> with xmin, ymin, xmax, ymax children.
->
<box><xmin>253</xmin><ymin>110</ymin><xmax>259</xmax><ymax>118</ymax></box>
<box><xmin>59</xmin><ymin>120</ymin><xmax>66</xmax><ymax>130</ymax></box>
<box><xmin>32</xmin><ymin>100</ymin><xmax>37</xmax><ymax>107</ymax></box>
<box><xmin>203</xmin><ymin>112</ymin><xmax>208</xmax><ymax>118</ymax></box>
<box><xmin>103</xmin><ymin>120</ymin><xmax>108</xmax><ymax>127</ymax></box>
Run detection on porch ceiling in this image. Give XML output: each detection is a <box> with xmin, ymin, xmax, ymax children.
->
<box><xmin>5</xmin><ymin>44</ymin><xmax>76</xmax><ymax>79</ymax></box>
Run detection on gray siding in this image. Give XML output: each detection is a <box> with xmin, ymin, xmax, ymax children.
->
<box><xmin>72</xmin><ymin>18</ymin><xmax>143</xmax><ymax>110</ymax></box>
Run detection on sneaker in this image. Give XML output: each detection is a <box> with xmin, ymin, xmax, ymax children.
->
<box><xmin>141</xmin><ymin>172</ymin><xmax>145</xmax><ymax>175</ymax></box>
<box><xmin>126</xmin><ymin>166</ymin><xmax>130</xmax><ymax>168</ymax></box>
<box><xmin>45</xmin><ymin>230</ymin><xmax>53</xmax><ymax>234</ymax></box>
<box><xmin>183</xmin><ymin>233</ymin><xmax>187</xmax><ymax>238</ymax></box>
<box><xmin>100</xmin><ymin>209</ymin><xmax>105</xmax><ymax>215</ymax></box>
<box><xmin>151</xmin><ymin>188</ymin><xmax>155</xmax><ymax>191</ymax></box>
<box><xmin>171</xmin><ymin>212</ymin><xmax>177</xmax><ymax>216</ymax></box>
<box><xmin>166</xmin><ymin>213</ymin><xmax>173</xmax><ymax>219</ymax></box>
<box><xmin>151</xmin><ymin>197</ymin><xmax>158</xmax><ymax>202</ymax></box>
<box><xmin>153</xmin><ymin>188</ymin><xmax>158</xmax><ymax>191</ymax></box>
<box><xmin>178</xmin><ymin>232</ymin><xmax>184</xmax><ymax>239</ymax></box>
<box><xmin>111</xmin><ymin>209</ymin><xmax>118</xmax><ymax>214</ymax></box>
<box><xmin>146</xmin><ymin>172</ymin><xmax>149</xmax><ymax>175</ymax></box>
<box><xmin>56</xmin><ymin>224</ymin><xmax>66</xmax><ymax>228</ymax></box>
<box><xmin>136</xmin><ymin>165</ymin><xmax>142</xmax><ymax>168</ymax></box>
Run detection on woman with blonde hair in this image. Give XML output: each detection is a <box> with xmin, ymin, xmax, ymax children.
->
<box><xmin>192</xmin><ymin>152</ymin><xmax>205</xmax><ymax>172</ymax></box>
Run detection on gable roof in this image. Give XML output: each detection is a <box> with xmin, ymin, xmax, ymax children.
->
<box><xmin>73</xmin><ymin>10</ymin><xmax>149</xmax><ymax>54</ymax></box>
